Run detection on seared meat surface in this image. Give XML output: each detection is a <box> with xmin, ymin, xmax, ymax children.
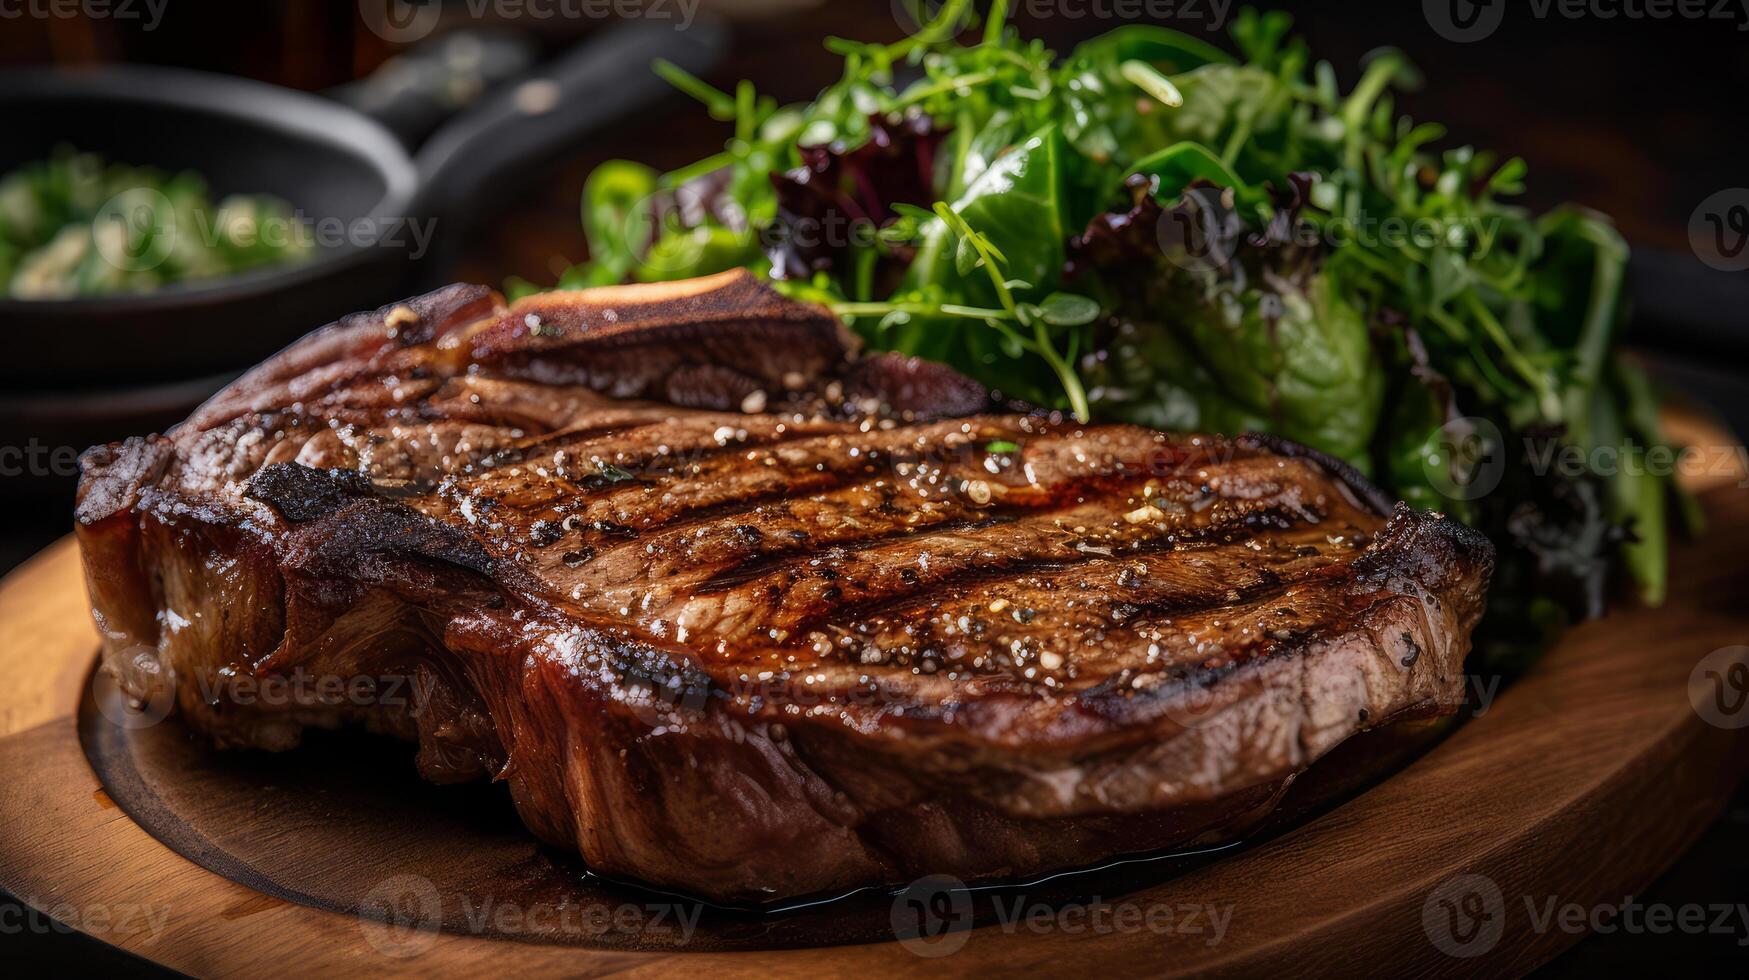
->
<box><xmin>76</xmin><ymin>270</ymin><xmax>1492</xmax><ymax>903</ymax></box>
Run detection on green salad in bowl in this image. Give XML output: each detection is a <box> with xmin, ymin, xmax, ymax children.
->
<box><xmin>524</xmin><ymin>1</ymin><xmax>1689</xmax><ymax>668</ymax></box>
<box><xmin>0</xmin><ymin>147</ymin><xmax>311</xmax><ymax>300</ymax></box>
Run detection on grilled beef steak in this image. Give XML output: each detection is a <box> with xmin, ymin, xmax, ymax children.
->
<box><xmin>76</xmin><ymin>270</ymin><xmax>1493</xmax><ymax>903</ymax></box>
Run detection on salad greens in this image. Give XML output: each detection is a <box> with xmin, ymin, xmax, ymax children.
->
<box><xmin>0</xmin><ymin>147</ymin><xmax>311</xmax><ymax>300</ymax></box>
<box><xmin>535</xmin><ymin>1</ymin><xmax>1684</xmax><ymax>668</ymax></box>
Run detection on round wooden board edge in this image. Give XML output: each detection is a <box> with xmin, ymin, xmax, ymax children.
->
<box><xmin>1</xmin><ymin>413</ymin><xmax>1746</xmax><ymax>978</ymax></box>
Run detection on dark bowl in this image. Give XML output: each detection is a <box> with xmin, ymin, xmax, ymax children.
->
<box><xmin>0</xmin><ymin>66</ymin><xmax>419</xmax><ymax>388</ymax></box>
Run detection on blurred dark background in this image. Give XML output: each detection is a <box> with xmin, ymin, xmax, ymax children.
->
<box><xmin>1</xmin><ymin>0</ymin><xmax>1746</xmax><ymax>974</ymax></box>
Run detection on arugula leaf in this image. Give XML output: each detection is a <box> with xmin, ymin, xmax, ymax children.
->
<box><xmin>580</xmin><ymin>160</ymin><xmax>658</xmax><ymax>287</ymax></box>
<box><xmin>906</xmin><ymin>126</ymin><xmax>1068</xmax><ymax>306</ymax></box>
<box><xmin>1035</xmin><ymin>292</ymin><xmax>1100</xmax><ymax>326</ymax></box>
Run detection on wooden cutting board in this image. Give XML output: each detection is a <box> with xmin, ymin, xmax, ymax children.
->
<box><xmin>1</xmin><ymin>410</ymin><xmax>1745</xmax><ymax>978</ymax></box>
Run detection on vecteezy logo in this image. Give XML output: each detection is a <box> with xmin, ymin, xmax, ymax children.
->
<box><xmin>359</xmin><ymin>0</ymin><xmax>441</xmax><ymax>43</ymax></box>
<box><xmin>1161</xmin><ymin>676</ymin><xmax>1226</xmax><ymax>731</ymax></box>
<box><xmin>1690</xmin><ymin>646</ymin><xmax>1749</xmax><ymax>730</ymax></box>
<box><xmin>358</xmin><ymin>874</ymin><xmax>443</xmax><ymax>958</ymax></box>
<box><xmin>1423</xmin><ymin>416</ymin><xmax>1506</xmax><ymax>501</ymax></box>
<box><xmin>1690</xmin><ymin>190</ymin><xmax>1749</xmax><ymax>272</ymax></box>
<box><xmin>891</xmin><ymin>874</ymin><xmax>974</xmax><ymax>957</ymax></box>
<box><xmin>1154</xmin><ymin>185</ymin><xmax>1241</xmax><ymax>275</ymax></box>
<box><xmin>93</xmin><ymin>188</ymin><xmax>175</xmax><ymax>273</ymax></box>
<box><xmin>619</xmin><ymin>190</ymin><xmax>747</xmax><ymax>279</ymax></box>
<box><xmin>1422</xmin><ymin>873</ymin><xmax>1505</xmax><ymax>958</ymax></box>
<box><xmin>1424</xmin><ymin>0</ymin><xmax>1505</xmax><ymax>42</ymax></box>
<box><xmin>91</xmin><ymin>645</ymin><xmax>178</xmax><ymax>730</ymax></box>
<box><xmin>618</xmin><ymin>661</ymin><xmax>713</xmax><ymax>728</ymax></box>
<box><xmin>890</xmin><ymin>0</ymin><xmax>956</xmax><ymax>42</ymax></box>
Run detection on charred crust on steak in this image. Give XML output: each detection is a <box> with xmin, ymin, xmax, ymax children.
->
<box><xmin>74</xmin><ymin>270</ymin><xmax>1495</xmax><ymax>903</ymax></box>
<box><xmin>244</xmin><ymin>463</ymin><xmax>379</xmax><ymax>523</ymax></box>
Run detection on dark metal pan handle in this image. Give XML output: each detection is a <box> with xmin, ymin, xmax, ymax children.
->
<box><xmin>327</xmin><ymin>31</ymin><xmax>542</xmax><ymax>149</ymax></box>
